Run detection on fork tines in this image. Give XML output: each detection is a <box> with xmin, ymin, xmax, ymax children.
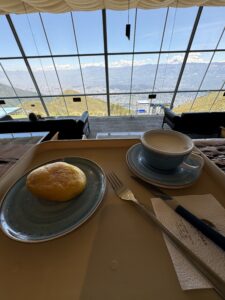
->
<box><xmin>106</xmin><ymin>172</ymin><xmax>122</xmax><ymax>190</ymax></box>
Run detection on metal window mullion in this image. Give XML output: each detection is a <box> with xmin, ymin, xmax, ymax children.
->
<box><xmin>1</xmin><ymin>88</ymin><xmax>225</xmax><ymax>100</ymax></box>
<box><xmin>102</xmin><ymin>9</ymin><xmax>110</xmax><ymax>116</ymax></box>
<box><xmin>25</xmin><ymin>12</ymin><xmax>52</xmax><ymax>97</ymax></box>
<box><xmin>39</xmin><ymin>13</ymin><xmax>69</xmax><ymax>115</ymax></box>
<box><xmin>169</xmin><ymin>6</ymin><xmax>203</xmax><ymax>109</ymax></box>
<box><xmin>148</xmin><ymin>7</ymin><xmax>169</xmax><ymax>114</ymax></box>
<box><xmin>71</xmin><ymin>12</ymin><xmax>88</xmax><ymax>111</ymax></box>
<box><xmin>152</xmin><ymin>8</ymin><xmax>169</xmax><ymax>92</ymax></box>
<box><xmin>128</xmin><ymin>8</ymin><xmax>138</xmax><ymax>115</ymax></box>
<box><xmin>6</xmin><ymin>15</ymin><xmax>49</xmax><ymax>117</ymax></box>
<box><xmin>1</xmin><ymin>48</ymin><xmax>225</xmax><ymax>61</ymax></box>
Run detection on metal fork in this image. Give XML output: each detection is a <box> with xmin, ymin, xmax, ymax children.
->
<box><xmin>107</xmin><ymin>172</ymin><xmax>225</xmax><ymax>299</ymax></box>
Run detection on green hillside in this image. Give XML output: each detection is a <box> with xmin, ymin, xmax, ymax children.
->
<box><xmin>13</xmin><ymin>90</ymin><xmax>130</xmax><ymax>118</ymax></box>
<box><xmin>10</xmin><ymin>90</ymin><xmax>225</xmax><ymax>118</ymax></box>
<box><xmin>173</xmin><ymin>91</ymin><xmax>225</xmax><ymax>113</ymax></box>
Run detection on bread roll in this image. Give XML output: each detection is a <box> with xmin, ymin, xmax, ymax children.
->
<box><xmin>26</xmin><ymin>161</ymin><xmax>86</xmax><ymax>201</ymax></box>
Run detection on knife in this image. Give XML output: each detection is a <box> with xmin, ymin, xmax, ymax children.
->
<box><xmin>132</xmin><ymin>176</ymin><xmax>225</xmax><ymax>251</ymax></box>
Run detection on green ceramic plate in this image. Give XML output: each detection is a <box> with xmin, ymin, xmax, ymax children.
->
<box><xmin>0</xmin><ymin>157</ymin><xmax>106</xmax><ymax>243</ymax></box>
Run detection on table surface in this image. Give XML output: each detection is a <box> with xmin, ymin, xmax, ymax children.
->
<box><xmin>0</xmin><ymin>139</ymin><xmax>224</xmax><ymax>300</ymax></box>
<box><xmin>0</xmin><ymin>136</ymin><xmax>44</xmax><ymax>178</ymax></box>
<box><xmin>96</xmin><ymin>131</ymin><xmax>144</xmax><ymax>139</ymax></box>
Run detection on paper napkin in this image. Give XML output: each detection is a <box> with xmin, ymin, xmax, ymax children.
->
<box><xmin>151</xmin><ymin>194</ymin><xmax>225</xmax><ymax>290</ymax></box>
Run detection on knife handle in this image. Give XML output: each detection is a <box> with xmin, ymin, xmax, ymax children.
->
<box><xmin>176</xmin><ymin>205</ymin><xmax>225</xmax><ymax>251</ymax></box>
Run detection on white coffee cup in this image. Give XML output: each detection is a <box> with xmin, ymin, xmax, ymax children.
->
<box><xmin>140</xmin><ymin>129</ymin><xmax>196</xmax><ymax>171</ymax></box>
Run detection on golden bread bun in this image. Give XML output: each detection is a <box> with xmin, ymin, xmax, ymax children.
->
<box><xmin>26</xmin><ymin>161</ymin><xmax>86</xmax><ymax>202</ymax></box>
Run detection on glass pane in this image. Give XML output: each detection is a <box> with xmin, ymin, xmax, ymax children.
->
<box><xmin>162</xmin><ymin>7</ymin><xmax>197</xmax><ymax>51</ymax></box>
<box><xmin>2</xmin><ymin>98</ymin><xmax>46</xmax><ymax>119</ymax></box>
<box><xmin>110</xmin><ymin>95</ymin><xmax>131</xmax><ymax>116</ymax></box>
<box><xmin>135</xmin><ymin>9</ymin><xmax>167</xmax><ymax>52</ymax></box>
<box><xmin>0</xmin><ymin>59</ymin><xmax>37</xmax><ymax>96</ymax></box>
<box><xmin>44</xmin><ymin>94</ymin><xmax>107</xmax><ymax>117</ymax></box>
<box><xmin>107</xmin><ymin>9</ymin><xmax>136</xmax><ymax>53</ymax></box>
<box><xmin>154</xmin><ymin>93</ymin><xmax>173</xmax><ymax>111</ymax></box>
<box><xmin>79</xmin><ymin>56</ymin><xmax>106</xmax><ymax>94</ymax></box>
<box><xmin>23</xmin><ymin>98</ymin><xmax>47</xmax><ymax>117</ymax></box>
<box><xmin>72</xmin><ymin>11</ymin><xmax>103</xmax><ymax>54</ymax></box>
<box><xmin>53</xmin><ymin>57</ymin><xmax>84</xmax><ymax>94</ymax></box>
<box><xmin>84</xmin><ymin>94</ymin><xmax>107</xmax><ymax>116</ymax></box>
<box><xmin>154</xmin><ymin>53</ymin><xmax>185</xmax><ymax>91</ymax></box>
<box><xmin>200</xmin><ymin>51</ymin><xmax>225</xmax><ymax>90</ymax></box>
<box><xmin>209</xmin><ymin>91</ymin><xmax>225</xmax><ymax>112</ymax></box>
<box><xmin>135</xmin><ymin>93</ymin><xmax>172</xmax><ymax>115</ymax></box>
<box><xmin>173</xmin><ymin>91</ymin><xmax>225</xmax><ymax>113</ymax></box>
<box><xmin>218</xmin><ymin>32</ymin><xmax>225</xmax><ymax>49</ymax></box>
<box><xmin>31</xmin><ymin>57</ymin><xmax>106</xmax><ymax>97</ymax></box>
<box><xmin>1</xmin><ymin>98</ymin><xmax>27</xmax><ymax>119</ymax></box>
<box><xmin>190</xmin><ymin>92</ymin><xmax>218</xmax><ymax>112</ymax></box>
<box><xmin>191</xmin><ymin>7</ymin><xmax>225</xmax><ymax>50</ymax></box>
<box><xmin>29</xmin><ymin>58</ymin><xmax>62</xmax><ymax>95</ymax></box>
<box><xmin>173</xmin><ymin>92</ymin><xmax>197</xmax><ymax>112</ymax></box>
<box><xmin>0</xmin><ymin>16</ymin><xmax>21</xmax><ymax>57</ymax></box>
<box><xmin>42</xmin><ymin>96</ymin><xmax>69</xmax><ymax>116</ymax></box>
<box><xmin>132</xmin><ymin>54</ymin><xmax>158</xmax><ymax>92</ymax></box>
<box><xmin>11</xmin><ymin>13</ymin><xmax>50</xmax><ymax>56</ymax></box>
<box><xmin>41</xmin><ymin>13</ymin><xmax>77</xmax><ymax>55</ymax></box>
<box><xmin>0</xmin><ymin>64</ymin><xmax>16</xmax><ymax>97</ymax></box>
<box><xmin>108</xmin><ymin>55</ymin><xmax>132</xmax><ymax>93</ymax></box>
<box><xmin>179</xmin><ymin>52</ymin><xmax>213</xmax><ymax>91</ymax></box>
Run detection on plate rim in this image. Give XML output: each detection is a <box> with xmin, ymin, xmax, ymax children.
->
<box><xmin>0</xmin><ymin>156</ymin><xmax>106</xmax><ymax>243</ymax></box>
<box><xmin>126</xmin><ymin>143</ymin><xmax>204</xmax><ymax>189</ymax></box>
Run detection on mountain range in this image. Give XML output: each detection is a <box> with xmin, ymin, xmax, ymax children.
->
<box><xmin>0</xmin><ymin>62</ymin><xmax>224</xmax><ymax>109</ymax></box>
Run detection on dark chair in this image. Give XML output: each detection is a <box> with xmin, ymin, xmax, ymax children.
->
<box><xmin>162</xmin><ymin>107</ymin><xmax>225</xmax><ymax>138</ymax></box>
<box><xmin>0</xmin><ymin>111</ymin><xmax>90</xmax><ymax>140</ymax></box>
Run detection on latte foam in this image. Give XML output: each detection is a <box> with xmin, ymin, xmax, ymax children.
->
<box><xmin>144</xmin><ymin>132</ymin><xmax>191</xmax><ymax>153</ymax></box>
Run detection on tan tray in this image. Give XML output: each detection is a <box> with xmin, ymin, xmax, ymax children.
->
<box><xmin>0</xmin><ymin>139</ymin><xmax>224</xmax><ymax>300</ymax></box>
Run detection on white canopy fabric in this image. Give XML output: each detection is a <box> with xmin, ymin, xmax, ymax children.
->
<box><xmin>0</xmin><ymin>0</ymin><xmax>225</xmax><ymax>14</ymax></box>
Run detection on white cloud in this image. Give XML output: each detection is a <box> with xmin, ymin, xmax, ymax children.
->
<box><xmin>81</xmin><ymin>62</ymin><xmax>105</xmax><ymax>68</ymax></box>
<box><xmin>167</xmin><ymin>55</ymin><xmax>184</xmax><ymax>64</ymax></box>
<box><xmin>166</xmin><ymin>53</ymin><xmax>207</xmax><ymax>64</ymax></box>
<box><xmin>32</xmin><ymin>62</ymin><xmax>105</xmax><ymax>72</ymax></box>
<box><xmin>187</xmin><ymin>53</ymin><xmax>206</xmax><ymax>63</ymax></box>
<box><xmin>109</xmin><ymin>58</ymin><xmax>156</xmax><ymax>68</ymax></box>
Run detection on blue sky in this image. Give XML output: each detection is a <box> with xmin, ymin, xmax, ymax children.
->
<box><xmin>0</xmin><ymin>6</ymin><xmax>224</xmax><ymax>71</ymax></box>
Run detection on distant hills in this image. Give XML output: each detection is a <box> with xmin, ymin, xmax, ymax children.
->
<box><xmin>1</xmin><ymin>62</ymin><xmax>224</xmax><ymax>95</ymax></box>
<box><xmin>0</xmin><ymin>83</ymin><xmax>37</xmax><ymax>98</ymax></box>
<box><xmin>0</xmin><ymin>61</ymin><xmax>224</xmax><ymax>116</ymax></box>
<box><xmin>173</xmin><ymin>91</ymin><xmax>225</xmax><ymax>113</ymax></box>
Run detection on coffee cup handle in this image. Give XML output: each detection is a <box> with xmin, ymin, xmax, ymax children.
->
<box><xmin>181</xmin><ymin>152</ymin><xmax>204</xmax><ymax>170</ymax></box>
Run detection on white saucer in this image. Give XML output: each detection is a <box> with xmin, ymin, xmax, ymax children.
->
<box><xmin>126</xmin><ymin>144</ymin><xmax>204</xmax><ymax>189</ymax></box>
